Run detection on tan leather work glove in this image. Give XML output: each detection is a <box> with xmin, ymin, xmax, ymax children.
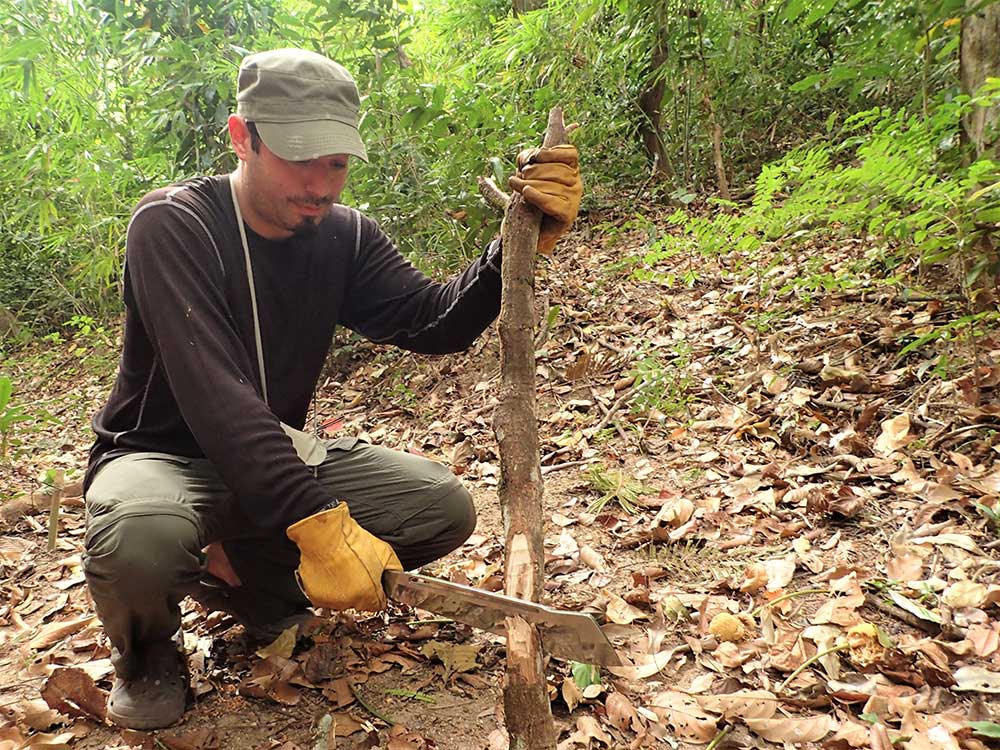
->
<box><xmin>286</xmin><ymin>504</ymin><xmax>402</xmax><ymax>611</ymax></box>
<box><xmin>508</xmin><ymin>144</ymin><xmax>582</xmax><ymax>255</ymax></box>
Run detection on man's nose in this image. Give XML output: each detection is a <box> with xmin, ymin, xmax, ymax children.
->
<box><xmin>302</xmin><ymin>166</ymin><xmax>338</xmax><ymax>198</ymax></box>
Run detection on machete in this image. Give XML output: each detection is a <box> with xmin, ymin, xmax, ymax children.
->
<box><xmin>383</xmin><ymin>570</ymin><xmax>620</xmax><ymax>666</ymax></box>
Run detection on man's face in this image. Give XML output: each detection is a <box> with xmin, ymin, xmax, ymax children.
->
<box><xmin>231</xmin><ymin>118</ymin><xmax>350</xmax><ymax>240</ymax></box>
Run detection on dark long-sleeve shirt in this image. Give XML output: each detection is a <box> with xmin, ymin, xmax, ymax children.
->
<box><xmin>89</xmin><ymin>175</ymin><xmax>502</xmax><ymax>529</ymax></box>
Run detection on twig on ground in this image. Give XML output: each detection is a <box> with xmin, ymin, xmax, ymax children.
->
<box><xmin>591</xmin><ymin>386</ymin><xmax>631</xmax><ymax>443</ymax></box>
<box><xmin>863</xmin><ymin>593</ymin><xmax>966</xmax><ymax>639</ymax></box>
<box><xmin>584</xmin><ymin>388</ymin><xmax>633</xmax><ymax>439</ymax></box>
<box><xmin>927</xmin><ymin>422</ymin><xmax>998</xmax><ymax>449</ymax></box>
<box><xmin>541</xmin><ymin>459</ymin><xmax>593</xmax><ymax>475</ymax></box>
<box><xmin>47</xmin><ymin>469</ymin><xmax>64</xmax><ymax>551</ymax></box>
<box><xmin>540</xmin><ymin>445</ymin><xmax>574</xmax><ymax>464</ymax></box>
<box><xmin>776</xmin><ymin>643</ymin><xmax>850</xmax><ymax>693</ymax></box>
<box><xmin>863</xmin><ymin>592</ymin><xmax>937</xmax><ymax>634</ymax></box>
<box><xmin>350</xmin><ymin>683</ymin><xmax>395</xmax><ymax>725</ymax></box>
<box><xmin>810</xmin><ymin>398</ymin><xmax>935</xmax><ymax>430</ymax></box>
<box><xmin>705</xmin><ymin>725</ymin><xmax>733</xmax><ymax>750</ymax></box>
<box><xmin>406</xmin><ymin>618</ymin><xmax>454</xmax><ymax>626</ymax></box>
<box><xmin>718</xmin><ymin>414</ymin><xmax>763</xmax><ymax>447</ymax></box>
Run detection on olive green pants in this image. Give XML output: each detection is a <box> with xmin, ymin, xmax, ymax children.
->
<box><xmin>83</xmin><ymin>436</ymin><xmax>476</xmax><ymax>674</ymax></box>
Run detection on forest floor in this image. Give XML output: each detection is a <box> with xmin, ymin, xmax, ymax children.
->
<box><xmin>2</xmin><ymin>204</ymin><xmax>1000</xmax><ymax>750</ymax></box>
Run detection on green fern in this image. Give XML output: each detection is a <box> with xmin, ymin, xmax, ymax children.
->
<box><xmin>645</xmin><ymin>90</ymin><xmax>1000</xmax><ymax>299</ymax></box>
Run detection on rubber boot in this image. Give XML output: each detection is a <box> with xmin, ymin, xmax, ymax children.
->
<box><xmin>107</xmin><ymin>631</ymin><xmax>188</xmax><ymax>730</ymax></box>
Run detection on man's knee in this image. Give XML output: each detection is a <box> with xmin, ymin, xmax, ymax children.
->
<box><xmin>84</xmin><ymin>507</ymin><xmax>202</xmax><ymax>593</ymax></box>
<box><xmin>439</xmin><ymin>476</ymin><xmax>476</xmax><ymax>545</ymax></box>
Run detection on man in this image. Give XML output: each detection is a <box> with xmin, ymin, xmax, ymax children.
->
<box><xmin>82</xmin><ymin>48</ymin><xmax>581</xmax><ymax>730</ymax></box>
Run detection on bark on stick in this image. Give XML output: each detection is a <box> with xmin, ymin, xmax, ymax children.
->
<box><xmin>493</xmin><ymin>107</ymin><xmax>566</xmax><ymax>750</ymax></box>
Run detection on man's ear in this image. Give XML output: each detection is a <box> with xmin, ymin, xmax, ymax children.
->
<box><xmin>229</xmin><ymin>115</ymin><xmax>252</xmax><ymax>161</ymax></box>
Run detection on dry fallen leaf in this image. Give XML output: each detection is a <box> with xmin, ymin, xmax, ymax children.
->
<box><xmin>28</xmin><ymin>615</ymin><xmax>97</xmax><ymax>651</ymax></box>
<box><xmin>561</xmin><ymin>676</ymin><xmax>584</xmax><ymax>712</ymax></box>
<box><xmin>812</xmin><ymin>573</ymin><xmax>865</xmax><ymax>626</ymax></box>
<box><xmin>3</xmin><ymin>699</ymin><xmax>63</xmax><ymax>732</ymax></box>
<box><xmin>966</xmin><ymin>623</ymin><xmax>1000</xmax><ymax>657</ymax></box>
<box><xmin>870</xmin><ymin>723</ymin><xmax>894</xmax><ymax>750</ymax></box>
<box><xmin>332</xmin><ymin>712</ymin><xmax>370</xmax><ymax>738</ymax></box>
<box><xmin>827</xmin><ymin>719</ymin><xmax>875</xmax><ymax>749</ymax></box>
<box><xmin>941</xmin><ymin>579</ymin><xmax>988</xmax><ymax>609</ymax></box>
<box><xmin>761</xmin><ymin>556</ymin><xmax>796</xmax><ymax>591</ymax></box>
<box><xmin>739</xmin><ymin>563</ymin><xmax>769</xmax><ymax>593</ymax></box>
<box><xmin>874</xmin><ymin>414</ymin><xmax>912</xmax><ymax>456</ymax></box>
<box><xmin>647</xmin><ymin>691</ymin><xmax>717</xmax><ymax>743</ymax></box>
<box><xmin>256</xmin><ymin>624</ymin><xmax>299</xmax><ymax>660</ymax></box>
<box><xmin>574</xmin><ymin>716</ymin><xmax>612</xmax><ymax>747</ymax></box>
<box><xmin>551</xmin><ymin>532</ymin><xmax>580</xmax><ymax>558</ymax></box>
<box><xmin>745</xmin><ymin>714</ymin><xmax>837</xmax><ymax>743</ymax></box>
<box><xmin>607</xmin><ymin>648</ymin><xmax>680</xmax><ymax>680</ymax></box>
<box><xmin>606</xmin><ymin>595</ymin><xmax>648</xmax><ymax>625</ymax></box>
<box><xmin>697</xmin><ymin>689</ymin><xmax>777</xmax><ymax>720</ymax></box>
<box><xmin>420</xmin><ymin>641</ymin><xmax>481</xmax><ymax>676</ymax></box>
<box><xmin>0</xmin><ymin>729</ymin><xmax>76</xmax><ymax>750</ymax></box>
<box><xmin>40</xmin><ymin>667</ymin><xmax>107</xmax><ymax>722</ymax></box>
<box><xmin>387</xmin><ymin>724</ymin><xmax>436</xmax><ymax>750</ymax></box>
<box><xmin>953</xmin><ymin>666</ymin><xmax>1000</xmax><ymax>693</ymax></box>
<box><xmin>579</xmin><ymin>544</ymin><xmax>608</xmax><ymax>571</ymax></box>
<box><xmin>885</xmin><ymin>544</ymin><xmax>926</xmax><ymax>582</ymax></box>
<box><xmin>604</xmin><ymin>692</ymin><xmax>641</xmax><ymax>732</ymax></box>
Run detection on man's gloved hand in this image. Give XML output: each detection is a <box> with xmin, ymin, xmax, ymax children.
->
<box><xmin>286</xmin><ymin>504</ymin><xmax>402</xmax><ymax>611</ymax></box>
<box><xmin>508</xmin><ymin>144</ymin><xmax>582</xmax><ymax>255</ymax></box>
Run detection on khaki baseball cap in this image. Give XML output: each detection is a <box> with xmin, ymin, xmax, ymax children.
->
<box><xmin>236</xmin><ymin>48</ymin><xmax>368</xmax><ymax>163</ymax></box>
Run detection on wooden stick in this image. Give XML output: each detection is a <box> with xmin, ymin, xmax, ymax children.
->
<box><xmin>349</xmin><ymin>683</ymin><xmax>395</xmax><ymax>725</ymax></box>
<box><xmin>584</xmin><ymin>387</ymin><xmax>633</xmax><ymax>439</ymax></box>
<box><xmin>493</xmin><ymin>107</ymin><xmax>566</xmax><ymax>750</ymax></box>
<box><xmin>47</xmin><ymin>469</ymin><xmax>64</xmax><ymax>551</ymax></box>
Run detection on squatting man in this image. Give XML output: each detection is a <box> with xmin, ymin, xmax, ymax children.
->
<box><xmin>82</xmin><ymin>48</ymin><xmax>583</xmax><ymax>729</ymax></box>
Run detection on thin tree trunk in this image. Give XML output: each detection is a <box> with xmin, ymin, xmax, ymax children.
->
<box><xmin>961</xmin><ymin>0</ymin><xmax>1000</xmax><ymax>159</ymax></box>
<box><xmin>493</xmin><ymin>108</ymin><xmax>566</xmax><ymax>750</ymax></box>
<box><xmin>638</xmin><ymin>33</ymin><xmax>671</xmax><ymax>178</ymax></box>
<box><xmin>702</xmin><ymin>91</ymin><xmax>731</xmax><ymax>200</ymax></box>
<box><xmin>0</xmin><ymin>303</ymin><xmax>22</xmax><ymax>341</ymax></box>
<box><xmin>513</xmin><ymin>0</ymin><xmax>545</xmax><ymax>14</ymax></box>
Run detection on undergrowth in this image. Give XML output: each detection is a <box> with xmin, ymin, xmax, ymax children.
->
<box><xmin>632</xmin><ymin>85</ymin><xmax>1000</xmax><ymax>306</ymax></box>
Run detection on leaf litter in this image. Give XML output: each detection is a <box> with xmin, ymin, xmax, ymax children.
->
<box><xmin>2</xmin><ymin>208</ymin><xmax>1000</xmax><ymax>747</ymax></box>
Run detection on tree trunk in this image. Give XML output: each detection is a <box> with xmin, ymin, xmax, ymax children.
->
<box><xmin>0</xmin><ymin>303</ymin><xmax>22</xmax><ymax>341</ymax></box>
<box><xmin>702</xmin><ymin>91</ymin><xmax>731</xmax><ymax>200</ymax></box>
<box><xmin>638</xmin><ymin>33</ymin><xmax>671</xmax><ymax>178</ymax></box>
<box><xmin>961</xmin><ymin>0</ymin><xmax>1000</xmax><ymax>159</ymax></box>
<box><xmin>493</xmin><ymin>108</ymin><xmax>566</xmax><ymax>750</ymax></box>
<box><xmin>513</xmin><ymin>0</ymin><xmax>545</xmax><ymax>14</ymax></box>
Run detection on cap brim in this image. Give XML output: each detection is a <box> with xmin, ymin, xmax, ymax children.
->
<box><xmin>256</xmin><ymin>120</ymin><xmax>368</xmax><ymax>163</ymax></box>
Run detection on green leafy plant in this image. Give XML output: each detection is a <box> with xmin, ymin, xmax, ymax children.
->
<box><xmin>584</xmin><ymin>464</ymin><xmax>655</xmax><ymax>514</ymax></box>
<box><xmin>975</xmin><ymin>502</ymin><xmax>1000</xmax><ymax>534</ymax></box>
<box><xmin>570</xmin><ymin>661</ymin><xmax>601</xmax><ymax>688</ymax></box>
<box><xmin>0</xmin><ymin>376</ymin><xmax>31</xmax><ymax>459</ymax></box>
<box><xmin>969</xmin><ymin>722</ymin><xmax>1000</xmax><ymax>740</ymax></box>
<box><xmin>628</xmin><ymin>342</ymin><xmax>694</xmax><ymax>418</ymax></box>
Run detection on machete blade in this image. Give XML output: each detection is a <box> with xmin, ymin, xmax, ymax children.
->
<box><xmin>383</xmin><ymin>570</ymin><xmax>620</xmax><ymax>666</ymax></box>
